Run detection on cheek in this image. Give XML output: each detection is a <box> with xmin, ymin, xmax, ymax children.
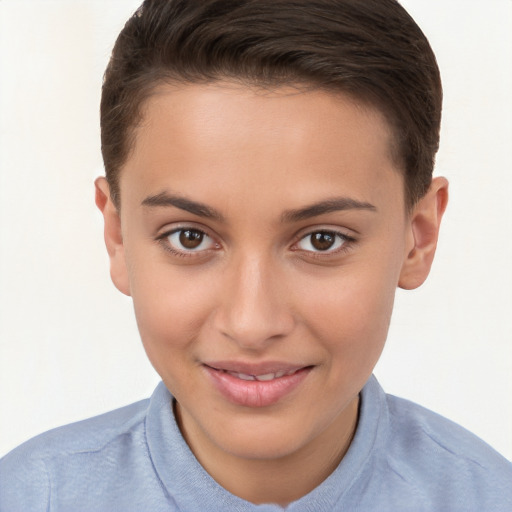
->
<box><xmin>299</xmin><ymin>262</ymin><xmax>398</xmax><ymax>364</ymax></box>
<box><xmin>128</xmin><ymin>263</ymin><xmax>214</xmax><ymax>369</ymax></box>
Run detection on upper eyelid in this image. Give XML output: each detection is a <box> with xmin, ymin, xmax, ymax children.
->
<box><xmin>291</xmin><ymin>228</ymin><xmax>356</xmax><ymax>255</ymax></box>
<box><xmin>157</xmin><ymin>227</ymin><xmax>219</xmax><ymax>258</ymax></box>
<box><xmin>293</xmin><ymin>226</ymin><xmax>356</xmax><ymax>242</ymax></box>
<box><xmin>157</xmin><ymin>222</ymin><xmax>213</xmax><ymax>238</ymax></box>
<box><xmin>296</xmin><ymin>232</ymin><xmax>351</xmax><ymax>245</ymax></box>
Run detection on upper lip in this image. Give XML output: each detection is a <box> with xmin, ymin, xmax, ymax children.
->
<box><xmin>203</xmin><ymin>361</ymin><xmax>311</xmax><ymax>376</ymax></box>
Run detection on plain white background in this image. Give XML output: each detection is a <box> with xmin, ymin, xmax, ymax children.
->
<box><xmin>0</xmin><ymin>0</ymin><xmax>511</xmax><ymax>460</ymax></box>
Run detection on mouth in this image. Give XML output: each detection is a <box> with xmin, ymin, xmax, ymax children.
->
<box><xmin>216</xmin><ymin>367</ymin><xmax>304</xmax><ymax>382</ymax></box>
<box><xmin>203</xmin><ymin>362</ymin><xmax>314</xmax><ymax>407</ymax></box>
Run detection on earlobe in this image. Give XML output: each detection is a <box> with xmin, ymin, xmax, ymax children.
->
<box><xmin>94</xmin><ymin>177</ymin><xmax>131</xmax><ymax>296</ymax></box>
<box><xmin>398</xmin><ymin>177</ymin><xmax>449</xmax><ymax>290</ymax></box>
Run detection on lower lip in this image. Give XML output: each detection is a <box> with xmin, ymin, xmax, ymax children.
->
<box><xmin>204</xmin><ymin>366</ymin><xmax>312</xmax><ymax>408</ymax></box>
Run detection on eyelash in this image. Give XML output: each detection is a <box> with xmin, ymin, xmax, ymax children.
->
<box><xmin>156</xmin><ymin>227</ymin><xmax>356</xmax><ymax>259</ymax></box>
<box><xmin>292</xmin><ymin>230</ymin><xmax>356</xmax><ymax>258</ymax></box>
<box><xmin>156</xmin><ymin>227</ymin><xmax>218</xmax><ymax>258</ymax></box>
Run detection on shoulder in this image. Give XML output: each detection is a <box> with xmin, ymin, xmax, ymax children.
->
<box><xmin>4</xmin><ymin>397</ymin><xmax>150</xmax><ymax>459</ymax></box>
<box><xmin>385</xmin><ymin>393</ymin><xmax>511</xmax><ymax>470</ymax></box>
<box><xmin>383</xmin><ymin>392</ymin><xmax>512</xmax><ymax>509</ymax></box>
<box><xmin>0</xmin><ymin>398</ymin><xmax>150</xmax><ymax>511</ymax></box>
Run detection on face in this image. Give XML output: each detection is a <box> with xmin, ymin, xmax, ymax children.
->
<box><xmin>101</xmin><ymin>83</ymin><xmax>437</xmax><ymax>471</ymax></box>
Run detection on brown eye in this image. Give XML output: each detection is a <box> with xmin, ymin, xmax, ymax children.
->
<box><xmin>310</xmin><ymin>232</ymin><xmax>335</xmax><ymax>251</ymax></box>
<box><xmin>165</xmin><ymin>228</ymin><xmax>215</xmax><ymax>253</ymax></box>
<box><xmin>179</xmin><ymin>229</ymin><xmax>204</xmax><ymax>249</ymax></box>
<box><xmin>296</xmin><ymin>230</ymin><xmax>347</xmax><ymax>253</ymax></box>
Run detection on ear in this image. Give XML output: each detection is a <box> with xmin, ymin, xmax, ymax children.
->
<box><xmin>94</xmin><ymin>177</ymin><xmax>131</xmax><ymax>296</ymax></box>
<box><xmin>398</xmin><ymin>177</ymin><xmax>449</xmax><ymax>290</ymax></box>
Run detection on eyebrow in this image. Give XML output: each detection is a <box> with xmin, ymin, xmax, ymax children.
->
<box><xmin>281</xmin><ymin>197</ymin><xmax>377</xmax><ymax>222</ymax></box>
<box><xmin>141</xmin><ymin>191</ymin><xmax>376</xmax><ymax>223</ymax></box>
<box><xmin>141</xmin><ymin>192</ymin><xmax>225</xmax><ymax>221</ymax></box>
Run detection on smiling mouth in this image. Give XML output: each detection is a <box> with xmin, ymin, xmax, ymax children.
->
<box><xmin>203</xmin><ymin>363</ymin><xmax>314</xmax><ymax>407</ymax></box>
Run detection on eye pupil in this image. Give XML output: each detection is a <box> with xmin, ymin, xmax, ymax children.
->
<box><xmin>311</xmin><ymin>232</ymin><xmax>335</xmax><ymax>251</ymax></box>
<box><xmin>179</xmin><ymin>229</ymin><xmax>204</xmax><ymax>249</ymax></box>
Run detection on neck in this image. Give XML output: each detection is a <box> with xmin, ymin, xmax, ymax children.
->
<box><xmin>175</xmin><ymin>396</ymin><xmax>359</xmax><ymax>505</ymax></box>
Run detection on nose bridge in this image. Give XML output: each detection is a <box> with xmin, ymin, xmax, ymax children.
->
<box><xmin>218</xmin><ymin>250</ymin><xmax>293</xmax><ymax>348</ymax></box>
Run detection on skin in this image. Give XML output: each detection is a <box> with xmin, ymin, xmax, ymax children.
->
<box><xmin>95</xmin><ymin>83</ymin><xmax>448</xmax><ymax>505</ymax></box>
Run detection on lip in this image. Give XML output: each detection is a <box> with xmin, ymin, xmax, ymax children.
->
<box><xmin>203</xmin><ymin>361</ymin><xmax>313</xmax><ymax>408</ymax></box>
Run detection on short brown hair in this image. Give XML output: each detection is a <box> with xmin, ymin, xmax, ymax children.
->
<box><xmin>101</xmin><ymin>0</ymin><xmax>442</xmax><ymax>209</ymax></box>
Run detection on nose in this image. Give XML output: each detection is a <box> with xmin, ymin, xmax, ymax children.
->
<box><xmin>214</xmin><ymin>253</ymin><xmax>295</xmax><ymax>350</ymax></box>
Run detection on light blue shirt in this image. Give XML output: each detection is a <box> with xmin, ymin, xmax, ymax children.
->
<box><xmin>1</xmin><ymin>376</ymin><xmax>511</xmax><ymax>511</ymax></box>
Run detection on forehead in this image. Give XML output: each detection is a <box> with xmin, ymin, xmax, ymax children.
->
<box><xmin>120</xmin><ymin>82</ymin><xmax>404</xmax><ymax>213</ymax></box>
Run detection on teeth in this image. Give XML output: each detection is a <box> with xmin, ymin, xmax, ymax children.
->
<box><xmin>224</xmin><ymin>369</ymin><xmax>300</xmax><ymax>381</ymax></box>
<box><xmin>254</xmin><ymin>373</ymin><xmax>275</xmax><ymax>381</ymax></box>
<box><xmin>234</xmin><ymin>373</ymin><xmax>256</xmax><ymax>380</ymax></box>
